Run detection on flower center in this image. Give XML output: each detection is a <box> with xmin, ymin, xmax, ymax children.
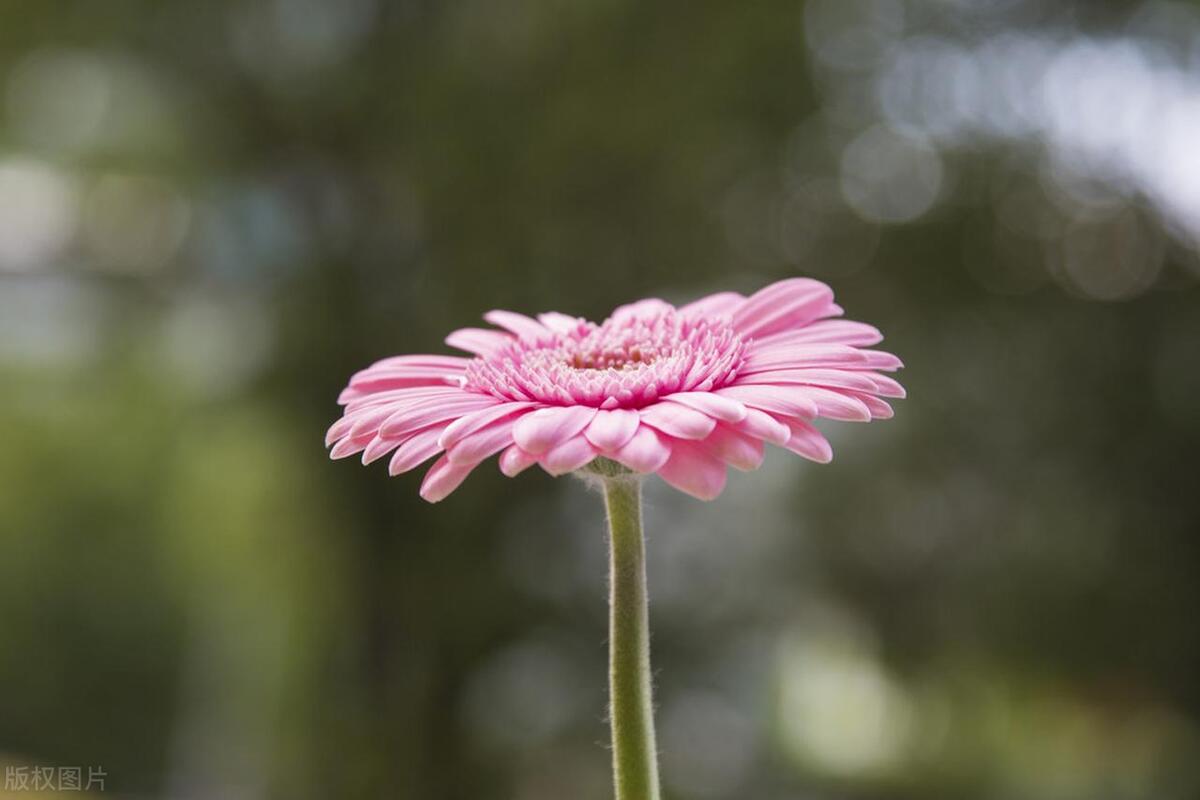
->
<box><xmin>463</xmin><ymin>309</ymin><xmax>747</xmax><ymax>409</ymax></box>
<box><xmin>566</xmin><ymin>343</ymin><xmax>657</xmax><ymax>371</ymax></box>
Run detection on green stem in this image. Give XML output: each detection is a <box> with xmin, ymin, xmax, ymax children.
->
<box><xmin>602</xmin><ymin>475</ymin><xmax>662</xmax><ymax>800</ymax></box>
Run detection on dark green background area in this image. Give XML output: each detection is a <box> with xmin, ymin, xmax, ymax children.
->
<box><xmin>1</xmin><ymin>1</ymin><xmax>1198</xmax><ymax>798</ymax></box>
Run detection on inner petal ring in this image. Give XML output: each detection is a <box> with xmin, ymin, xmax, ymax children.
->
<box><xmin>463</xmin><ymin>310</ymin><xmax>748</xmax><ymax>409</ymax></box>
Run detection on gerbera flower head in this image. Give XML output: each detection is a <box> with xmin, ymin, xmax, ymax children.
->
<box><xmin>326</xmin><ymin>278</ymin><xmax>904</xmax><ymax>502</ymax></box>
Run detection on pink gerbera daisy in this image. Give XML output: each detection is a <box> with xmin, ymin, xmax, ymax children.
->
<box><xmin>326</xmin><ymin>278</ymin><xmax>904</xmax><ymax>501</ymax></box>
<box><xmin>329</xmin><ymin>276</ymin><xmax>905</xmax><ymax>798</ymax></box>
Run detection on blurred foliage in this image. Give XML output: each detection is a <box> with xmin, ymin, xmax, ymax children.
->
<box><xmin>1</xmin><ymin>0</ymin><xmax>1199</xmax><ymax>798</ymax></box>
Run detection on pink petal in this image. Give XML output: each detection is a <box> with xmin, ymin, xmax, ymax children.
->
<box><xmin>848</xmin><ymin>393</ymin><xmax>894</xmax><ymax>419</ymax></box>
<box><xmin>379</xmin><ymin>394</ymin><xmax>499</xmax><ymax>439</ymax></box>
<box><xmin>866</xmin><ymin>373</ymin><xmax>906</xmax><ymax>399</ymax></box>
<box><xmin>584</xmin><ymin>409</ymin><xmax>641</xmax><ymax>451</ymax></box>
<box><xmin>362</xmin><ymin>434</ymin><xmax>403</xmax><ymax>465</ymax></box>
<box><xmin>445</xmin><ymin>327</ymin><xmax>513</xmax><ymax>356</ymax></box>
<box><xmin>483</xmin><ymin>310</ymin><xmax>552</xmax><ymax>341</ymax></box>
<box><xmin>715</xmin><ymin>385</ymin><xmax>819</xmax><ymax>419</ymax></box>
<box><xmin>740</xmin><ymin>344</ymin><xmax>868</xmax><ymax>374</ymax></box>
<box><xmin>795</xmin><ymin>387</ymin><xmax>873</xmax><ymax>422</ymax></box>
<box><xmin>342</xmin><ymin>371</ymin><xmax>462</xmax><ymax>397</ymax></box>
<box><xmin>439</xmin><ymin>402</ymin><xmax>535</xmax><ymax>449</ymax></box>
<box><xmin>325</xmin><ymin>415</ymin><xmax>356</xmax><ymax>446</ymax></box>
<box><xmin>447</xmin><ymin>418</ymin><xmax>519</xmax><ymax>466</ymax></box>
<box><xmin>419</xmin><ymin>455</ymin><xmax>477</xmax><ymax>503</ymax></box>
<box><xmin>640</xmin><ymin>401</ymin><xmax>717</xmax><ymax>440</ymax></box>
<box><xmin>389</xmin><ymin>426</ymin><xmax>448</xmax><ymax>475</ymax></box>
<box><xmin>777</xmin><ymin>417</ymin><xmax>833</xmax><ymax>463</ymax></box>
<box><xmin>855</xmin><ymin>350</ymin><xmax>904</xmax><ymax>371</ymax></box>
<box><xmin>733</xmin><ymin>408</ymin><xmax>792</xmax><ymax>446</ymax></box>
<box><xmin>343</xmin><ymin>386</ymin><xmax>465</xmax><ymax>413</ymax></box>
<box><xmin>348</xmin><ymin>367</ymin><xmax>465</xmax><ymax>393</ymax></box>
<box><xmin>656</xmin><ymin>440</ymin><xmax>728</xmax><ymax>500</ymax></box>
<box><xmin>661</xmin><ymin>391</ymin><xmax>748</xmax><ymax>423</ymax></box>
<box><xmin>612</xmin><ymin>425</ymin><xmax>672</xmax><ymax>473</ymax></box>
<box><xmin>678</xmin><ymin>291</ymin><xmax>745</xmax><ymax>318</ymax></box>
<box><xmin>365</xmin><ymin>354</ymin><xmax>471</xmax><ymax>370</ymax></box>
<box><xmin>540</xmin><ymin>435</ymin><xmax>598</xmax><ymax>476</ymax></box>
<box><xmin>702</xmin><ymin>425</ymin><xmax>764</xmax><ymax>471</ymax></box>
<box><xmin>330</xmin><ymin>432</ymin><xmax>373</xmax><ymax>459</ymax></box>
<box><xmin>610</xmin><ymin>298</ymin><xmax>675</xmax><ymax>323</ymax></box>
<box><xmin>512</xmin><ymin>406</ymin><xmax>598</xmax><ymax>455</ymax></box>
<box><xmin>349</xmin><ymin>403</ymin><xmax>411</xmax><ymax>438</ymax></box>
<box><xmin>734</xmin><ymin>368</ymin><xmax>880</xmax><ymax>393</ymax></box>
<box><xmin>754</xmin><ymin>320</ymin><xmax>883</xmax><ymax>348</ymax></box>
<box><xmin>730</xmin><ymin>278</ymin><xmax>837</xmax><ymax>338</ymax></box>
<box><xmin>342</xmin><ymin>388</ymin><xmax>471</xmax><ymax>425</ymax></box>
<box><xmin>537</xmin><ymin>312</ymin><xmax>583</xmax><ymax>333</ymax></box>
<box><xmin>499</xmin><ymin>444</ymin><xmax>539</xmax><ymax>477</ymax></box>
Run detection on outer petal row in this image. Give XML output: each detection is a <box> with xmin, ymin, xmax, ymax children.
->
<box><xmin>329</xmin><ymin>383</ymin><xmax>859</xmax><ymax>502</ymax></box>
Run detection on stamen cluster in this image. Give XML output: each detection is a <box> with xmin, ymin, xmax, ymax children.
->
<box><xmin>463</xmin><ymin>311</ymin><xmax>747</xmax><ymax>408</ymax></box>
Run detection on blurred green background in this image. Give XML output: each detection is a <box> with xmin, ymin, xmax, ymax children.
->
<box><xmin>2</xmin><ymin>0</ymin><xmax>1199</xmax><ymax>798</ymax></box>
